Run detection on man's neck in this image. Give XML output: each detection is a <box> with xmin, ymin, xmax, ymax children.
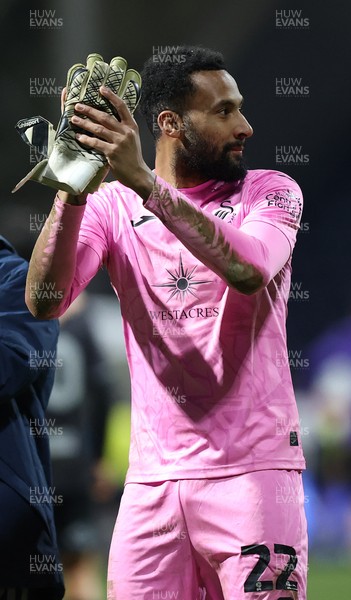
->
<box><xmin>154</xmin><ymin>148</ymin><xmax>209</xmax><ymax>189</ymax></box>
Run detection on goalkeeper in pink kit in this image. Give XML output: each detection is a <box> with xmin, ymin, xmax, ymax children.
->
<box><xmin>19</xmin><ymin>46</ymin><xmax>307</xmax><ymax>599</ymax></box>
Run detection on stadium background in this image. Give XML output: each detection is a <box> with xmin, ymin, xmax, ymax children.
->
<box><xmin>1</xmin><ymin>0</ymin><xmax>350</xmax><ymax>597</ymax></box>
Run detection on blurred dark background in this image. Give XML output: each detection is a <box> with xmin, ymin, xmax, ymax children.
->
<box><xmin>1</xmin><ymin>0</ymin><xmax>351</xmax><ymax>594</ymax></box>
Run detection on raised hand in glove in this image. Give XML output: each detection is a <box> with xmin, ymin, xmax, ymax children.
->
<box><xmin>13</xmin><ymin>53</ymin><xmax>141</xmax><ymax>195</ymax></box>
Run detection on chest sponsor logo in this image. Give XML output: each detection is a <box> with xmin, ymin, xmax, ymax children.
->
<box><xmin>150</xmin><ymin>254</ymin><xmax>220</xmax><ymax>334</ymax></box>
<box><xmin>152</xmin><ymin>252</ymin><xmax>213</xmax><ymax>301</ymax></box>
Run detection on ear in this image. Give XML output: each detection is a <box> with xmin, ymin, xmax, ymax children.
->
<box><xmin>157</xmin><ymin>110</ymin><xmax>184</xmax><ymax>138</ymax></box>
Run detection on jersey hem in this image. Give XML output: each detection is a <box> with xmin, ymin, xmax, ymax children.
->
<box><xmin>125</xmin><ymin>459</ymin><xmax>306</xmax><ymax>484</ymax></box>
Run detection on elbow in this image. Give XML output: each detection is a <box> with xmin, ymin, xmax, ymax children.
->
<box><xmin>231</xmin><ymin>275</ymin><xmax>265</xmax><ymax>295</ymax></box>
<box><xmin>25</xmin><ymin>291</ymin><xmax>64</xmax><ymax>320</ymax></box>
<box><xmin>226</xmin><ymin>263</ymin><xmax>269</xmax><ymax>295</ymax></box>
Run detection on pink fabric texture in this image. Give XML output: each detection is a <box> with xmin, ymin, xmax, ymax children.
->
<box><xmin>107</xmin><ymin>471</ymin><xmax>307</xmax><ymax>599</ymax></box>
<box><xmin>50</xmin><ymin>169</ymin><xmax>305</xmax><ymax>482</ymax></box>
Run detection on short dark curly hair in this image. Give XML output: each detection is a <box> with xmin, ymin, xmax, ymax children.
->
<box><xmin>139</xmin><ymin>45</ymin><xmax>226</xmax><ymax>140</ymax></box>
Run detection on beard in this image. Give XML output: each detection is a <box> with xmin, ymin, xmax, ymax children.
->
<box><xmin>173</xmin><ymin>116</ymin><xmax>248</xmax><ymax>183</ymax></box>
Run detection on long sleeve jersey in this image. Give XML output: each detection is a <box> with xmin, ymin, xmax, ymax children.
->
<box><xmin>52</xmin><ymin>169</ymin><xmax>305</xmax><ymax>482</ymax></box>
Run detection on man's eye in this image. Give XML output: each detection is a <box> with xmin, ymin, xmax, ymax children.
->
<box><xmin>218</xmin><ymin>107</ymin><xmax>230</xmax><ymax>115</ymax></box>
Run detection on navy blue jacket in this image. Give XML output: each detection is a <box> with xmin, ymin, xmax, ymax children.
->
<box><xmin>0</xmin><ymin>237</ymin><xmax>64</xmax><ymax>597</ymax></box>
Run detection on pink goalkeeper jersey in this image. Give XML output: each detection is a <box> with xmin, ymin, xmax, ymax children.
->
<box><xmin>66</xmin><ymin>168</ymin><xmax>305</xmax><ymax>482</ymax></box>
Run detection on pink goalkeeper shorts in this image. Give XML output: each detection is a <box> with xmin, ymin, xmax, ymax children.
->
<box><xmin>107</xmin><ymin>470</ymin><xmax>308</xmax><ymax>600</ymax></box>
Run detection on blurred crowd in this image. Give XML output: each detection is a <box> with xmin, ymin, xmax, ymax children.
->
<box><xmin>46</xmin><ymin>292</ymin><xmax>130</xmax><ymax>600</ymax></box>
<box><xmin>295</xmin><ymin>316</ymin><xmax>351</xmax><ymax>561</ymax></box>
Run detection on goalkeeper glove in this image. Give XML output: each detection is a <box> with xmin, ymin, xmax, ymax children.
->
<box><xmin>13</xmin><ymin>53</ymin><xmax>141</xmax><ymax>195</ymax></box>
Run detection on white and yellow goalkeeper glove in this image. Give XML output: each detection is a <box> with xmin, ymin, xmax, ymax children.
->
<box><xmin>13</xmin><ymin>53</ymin><xmax>141</xmax><ymax>195</ymax></box>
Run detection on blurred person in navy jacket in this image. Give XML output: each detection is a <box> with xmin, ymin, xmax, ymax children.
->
<box><xmin>0</xmin><ymin>236</ymin><xmax>64</xmax><ymax>599</ymax></box>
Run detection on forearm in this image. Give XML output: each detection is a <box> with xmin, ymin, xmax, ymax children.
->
<box><xmin>26</xmin><ymin>191</ymin><xmax>87</xmax><ymax>318</ymax></box>
<box><xmin>144</xmin><ymin>177</ymin><xmax>272</xmax><ymax>294</ymax></box>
